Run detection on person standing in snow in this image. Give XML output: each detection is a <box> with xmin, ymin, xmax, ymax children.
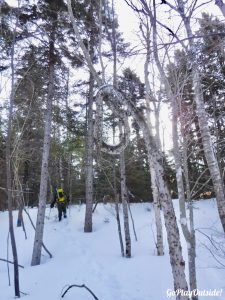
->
<box><xmin>50</xmin><ymin>187</ymin><xmax>69</xmax><ymax>221</ymax></box>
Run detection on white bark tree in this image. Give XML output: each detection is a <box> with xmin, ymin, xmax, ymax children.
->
<box><xmin>119</xmin><ymin>124</ymin><xmax>132</xmax><ymax>257</ymax></box>
<box><xmin>84</xmin><ymin>70</ymin><xmax>95</xmax><ymax>233</ymax></box>
<box><xmin>166</xmin><ymin>0</ymin><xmax>225</xmax><ymax>233</ymax></box>
<box><xmin>141</xmin><ymin>19</ymin><xmax>164</xmax><ymax>256</ymax></box>
<box><xmin>67</xmin><ymin>3</ymin><xmax>189</xmax><ymax>297</ymax></box>
<box><xmin>31</xmin><ymin>31</ymin><xmax>55</xmax><ymax>266</ymax></box>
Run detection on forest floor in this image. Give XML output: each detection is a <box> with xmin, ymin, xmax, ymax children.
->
<box><xmin>0</xmin><ymin>199</ymin><xmax>225</xmax><ymax>300</ymax></box>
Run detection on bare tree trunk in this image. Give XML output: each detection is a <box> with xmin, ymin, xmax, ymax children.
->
<box><xmin>115</xmin><ymin>194</ymin><xmax>125</xmax><ymax>257</ymax></box>
<box><xmin>84</xmin><ymin>71</ymin><xmax>94</xmax><ymax>232</ymax></box>
<box><xmin>68</xmin><ymin>153</ymin><xmax>73</xmax><ymax>202</ymax></box>
<box><xmin>143</xmin><ymin>21</ymin><xmax>164</xmax><ymax>256</ymax></box>
<box><xmin>65</xmin><ymin>70</ymin><xmax>73</xmax><ymax>203</ymax></box>
<box><xmin>178</xmin><ymin>1</ymin><xmax>225</xmax><ymax>233</ymax></box>
<box><xmin>119</xmin><ymin>145</ymin><xmax>131</xmax><ymax>258</ymax></box>
<box><xmin>181</xmin><ymin>115</ymin><xmax>197</xmax><ymax>299</ymax></box>
<box><xmin>67</xmin><ymin>3</ymin><xmax>188</xmax><ymax>295</ymax></box>
<box><xmin>6</xmin><ymin>25</ymin><xmax>20</xmax><ymax>297</ymax></box>
<box><xmin>172</xmin><ymin>99</ymin><xmax>190</xmax><ymax>241</ymax></box>
<box><xmin>97</xmin><ymin>84</ymin><xmax>189</xmax><ymax>296</ymax></box>
<box><xmin>172</xmin><ymin>97</ymin><xmax>198</xmax><ymax>299</ymax></box>
<box><xmin>17</xmin><ymin>200</ymin><xmax>23</xmax><ymax>227</ymax></box>
<box><xmin>145</xmin><ymin>137</ymin><xmax>189</xmax><ymax>297</ymax></box>
<box><xmin>150</xmin><ymin>164</ymin><xmax>164</xmax><ymax>255</ymax></box>
<box><xmin>192</xmin><ymin>69</ymin><xmax>225</xmax><ymax>232</ymax></box>
<box><xmin>31</xmin><ymin>33</ymin><xmax>55</xmax><ymax>266</ymax></box>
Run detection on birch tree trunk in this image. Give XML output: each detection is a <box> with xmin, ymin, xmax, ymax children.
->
<box><xmin>119</xmin><ymin>144</ymin><xmax>131</xmax><ymax>258</ymax></box>
<box><xmin>172</xmin><ymin>100</ymin><xmax>190</xmax><ymax>241</ymax></box>
<box><xmin>143</xmin><ymin>123</ymin><xmax>189</xmax><ymax>297</ymax></box>
<box><xmin>172</xmin><ymin>97</ymin><xmax>198</xmax><ymax>299</ymax></box>
<box><xmin>99</xmin><ymin>85</ymin><xmax>189</xmax><ymax>297</ymax></box>
<box><xmin>144</xmin><ymin>139</ymin><xmax>188</xmax><ymax>297</ymax></box>
<box><xmin>31</xmin><ymin>33</ymin><xmax>55</xmax><ymax>266</ymax></box>
<box><xmin>150</xmin><ymin>164</ymin><xmax>164</xmax><ymax>255</ymax></box>
<box><xmin>143</xmin><ymin>21</ymin><xmax>164</xmax><ymax>256</ymax></box>
<box><xmin>67</xmin><ymin>3</ymin><xmax>188</xmax><ymax>296</ymax></box>
<box><xmin>181</xmin><ymin>109</ymin><xmax>197</xmax><ymax>299</ymax></box>
<box><xmin>84</xmin><ymin>2</ymin><xmax>95</xmax><ymax>231</ymax></box>
<box><xmin>192</xmin><ymin>70</ymin><xmax>225</xmax><ymax>232</ymax></box>
<box><xmin>84</xmin><ymin>70</ymin><xmax>94</xmax><ymax>232</ymax></box>
<box><xmin>176</xmin><ymin>0</ymin><xmax>225</xmax><ymax>233</ymax></box>
<box><xmin>115</xmin><ymin>193</ymin><xmax>125</xmax><ymax>257</ymax></box>
<box><xmin>139</xmin><ymin>2</ymin><xmax>197</xmax><ymax>295</ymax></box>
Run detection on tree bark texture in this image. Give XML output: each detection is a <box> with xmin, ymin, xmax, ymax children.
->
<box><xmin>179</xmin><ymin>1</ymin><xmax>225</xmax><ymax>233</ymax></box>
<box><xmin>6</xmin><ymin>41</ymin><xmax>20</xmax><ymax>298</ymax></box>
<box><xmin>143</xmin><ymin>21</ymin><xmax>164</xmax><ymax>256</ymax></box>
<box><xmin>96</xmin><ymin>85</ymin><xmax>189</xmax><ymax>297</ymax></box>
<box><xmin>192</xmin><ymin>69</ymin><xmax>225</xmax><ymax>232</ymax></box>
<box><xmin>67</xmin><ymin>4</ymin><xmax>188</xmax><ymax>296</ymax></box>
<box><xmin>120</xmin><ymin>146</ymin><xmax>131</xmax><ymax>258</ymax></box>
<box><xmin>84</xmin><ymin>71</ymin><xmax>95</xmax><ymax>233</ymax></box>
<box><xmin>144</xmin><ymin>130</ymin><xmax>189</xmax><ymax>297</ymax></box>
<box><xmin>150</xmin><ymin>164</ymin><xmax>164</xmax><ymax>256</ymax></box>
<box><xmin>172</xmin><ymin>97</ymin><xmax>198</xmax><ymax>299</ymax></box>
<box><xmin>115</xmin><ymin>194</ymin><xmax>125</xmax><ymax>257</ymax></box>
<box><xmin>31</xmin><ymin>35</ymin><xmax>55</xmax><ymax>266</ymax></box>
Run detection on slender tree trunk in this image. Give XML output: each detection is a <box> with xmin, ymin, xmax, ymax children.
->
<box><xmin>17</xmin><ymin>201</ymin><xmax>23</xmax><ymax>227</ymax></box>
<box><xmin>31</xmin><ymin>34</ymin><xmax>55</xmax><ymax>266</ymax></box>
<box><xmin>180</xmin><ymin>6</ymin><xmax>225</xmax><ymax>233</ymax></box>
<box><xmin>115</xmin><ymin>193</ymin><xmax>125</xmax><ymax>257</ymax></box>
<box><xmin>150</xmin><ymin>164</ymin><xmax>164</xmax><ymax>255</ymax></box>
<box><xmin>6</xmin><ymin>28</ymin><xmax>20</xmax><ymax>297</ymax></box>
<box><xmin>172</xmin><ymin>97</ymin><xmax>198</xmax><ymax>299</ymax></box>
<box><xmin>65</xmin><ymin>70</ymin><xmax>73</xmax><ymax>203</ymax></box>
<box><xmin>112</xmin><ymin>120</ymin><xmax>125</xmax><ymax>257</ymax></box>
<box><xmin>84</xmin><ymin>71</ymin><xmax>94</xmax><ymax>232</ymax></box>
<box><xmin>84</xmin><ymin>0</ymin><xmax>96</xmax><ymax>232</ymax></box>
<box><xmin>67</xmin><ymin>3</ymin><xmax>188</xmax><ymax>296</ymax></box>
<box><xmin>172</xmin><ymin>99</ymin><xmax>190</xmax><ymax>241</ymax></box>
<box><xmin>68</xmin><ymin>153</ymin><xmax>73</xmax><ymax>202</ymax></box>
<box><xmin>17</xmin><ymin>161</ymin><xmax>28</xmax><ymax>227</ymax></box>
<box><xmin>192</xmin><ymin>70</ymin><xmax>225</xmax><ymax>231</ymax></box>
<box><xmin>144</xmin><ymin>135</ymin><xmax>189</xmax><ymax>297</ymax></box>
<box><xmin>119</xmin><ymin>145</ymin><xmax>131</xmax><ymax>258</ymax></box>
<box><xmin>181</xmin><ymin>113</ymin><xmax>198</xmax><ymax>299</ymax></box>
<box><xmin>143</xmin><ymin>22</ymin><xmax>164</xmax><ymax>256</ymax></box>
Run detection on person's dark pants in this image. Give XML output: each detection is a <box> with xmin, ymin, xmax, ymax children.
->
<box><xmin>57</xmin><ymin>203</ymin><xmax>67</xmax><ymax>221</ymax></box>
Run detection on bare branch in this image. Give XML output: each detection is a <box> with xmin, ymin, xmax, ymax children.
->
<box><xmin>0</xmin><ymin>258</ymin><xmax>24</xmax><ymax>268</ymax></box>
<box><xmin>61</xmin><ymin>284</ymin><xmax>99</xmax><ymax>299</ymax></box>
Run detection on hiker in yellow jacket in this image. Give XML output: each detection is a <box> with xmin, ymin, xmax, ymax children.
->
<box><xmin>50</xmin><ymin>187</ymin><xmax>69</xmax><ymax>221</ymax></box>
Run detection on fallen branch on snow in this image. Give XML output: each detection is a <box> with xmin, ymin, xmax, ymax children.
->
<box><xmin>0</xmin><ymin>258</ymin><xmax>24</xmax><ymax>268</ymax></box>
<box><xmin>61</xmin><ymin>284</ymin><xmax>99</xmax><ymax>299</ymax></box>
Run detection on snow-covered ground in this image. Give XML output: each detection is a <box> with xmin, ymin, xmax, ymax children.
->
<box><xmin>0</xmin><ymin>199</ymin><xmax>225</xmax><ymax>300</ymax></box>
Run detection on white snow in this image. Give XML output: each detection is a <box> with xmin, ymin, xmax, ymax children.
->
<box><xmin>0</xmin><ymin>199</ymin><xmax>225</xmax><ymax>300</ymax></box>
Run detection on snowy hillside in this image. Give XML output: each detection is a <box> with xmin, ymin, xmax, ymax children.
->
<box><xmin>1</xmin><ymin>199</ymin><xmax>225</xmax><ymax>300</ymax></box>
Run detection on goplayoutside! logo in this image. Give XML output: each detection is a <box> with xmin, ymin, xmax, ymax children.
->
<box><xmin>167</xmin><ymin>288</ymin><xmax>223</xmax><ymax>298</ymax></box>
